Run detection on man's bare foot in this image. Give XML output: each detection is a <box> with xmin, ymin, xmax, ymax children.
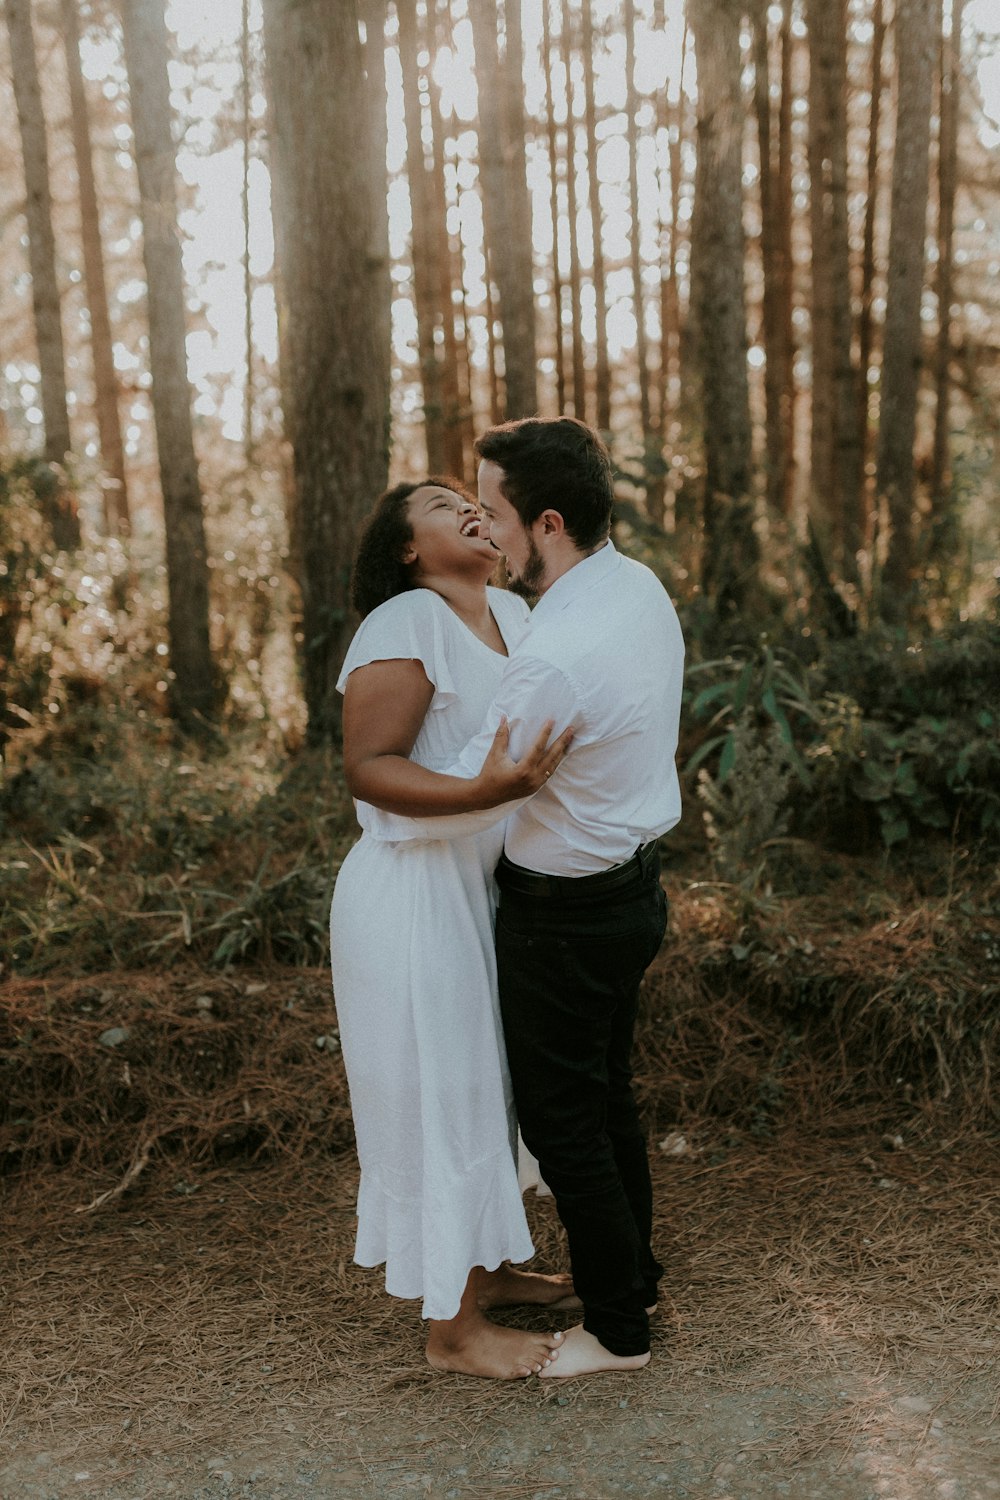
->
<box><xmin>538</xmin><ymin>1324</ymin><xmax>650</xmax><ymax>1378</ymax></box>
<box><xmin>426</xmin><ymin>1320</ymin><xmax>564</xmax><ymax>1379</ymax></box>
<box><xmin>478</xmin><ymin>1265</ymin><xmax>582</xmax><ymax>1312</ymax></box>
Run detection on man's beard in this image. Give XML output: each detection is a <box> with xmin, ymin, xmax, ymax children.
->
<box><xmin>507</xmin><ymin>537</ymin><xmax>545</xmax><ymax>600</ymax></box>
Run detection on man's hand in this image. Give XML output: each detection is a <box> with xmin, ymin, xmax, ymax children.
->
<box><xmin>472</xmin><ymin>716</ymin><xmax>574</xmax><ymax>808</ymax></box>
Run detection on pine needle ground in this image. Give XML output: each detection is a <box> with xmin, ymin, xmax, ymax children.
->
<box><xmin>2</xmin><ymin>884</ymin><xmax>999</xmax><ymax>1499</ymax></box>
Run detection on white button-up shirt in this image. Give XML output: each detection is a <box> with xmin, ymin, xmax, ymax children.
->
<box><xmin>377</xmin><ymin>540</ymin><xmax>685</xmax><ymax>875</ymax></box>
<box><xmin>479</xmin><ymin>540</ymin><xmax>684</xmax><ymax>873</ymax></box>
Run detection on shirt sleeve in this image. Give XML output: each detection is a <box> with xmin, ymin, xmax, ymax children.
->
<box><xmin>368</xmin><ymin>654</ymin><xmax>582</xmax><ymax>843</ymax></box>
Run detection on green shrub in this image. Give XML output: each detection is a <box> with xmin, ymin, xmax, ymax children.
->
<box><xmin>0</xmin><ymin>712</ymin><xmax>356</xmax><ymax>974</ymax></box>
<box><xmin>685</xmin><ymin>623</ymin><xmax>1000</xmax><ymax>854</ymax></box>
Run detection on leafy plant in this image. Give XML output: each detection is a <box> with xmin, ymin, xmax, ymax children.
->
<box><xmin>684</xmin><ymin>626</ymin><xmax>1000</xmax><ymax>853</ymax></box>
<box><xmin>697</xmin><ymin>714</ymin><xmax>796</xmax><ymax>885</ymax></box>
<box><xmin>685</xmin><ymin>642</ymin><xmax>816</xmax><ymax>787</ymax></box>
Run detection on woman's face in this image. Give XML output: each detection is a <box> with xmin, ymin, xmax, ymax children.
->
<box><xmin>403</xmin><ymin>485</ymin><xmax>498</xmax><ymax>578</ymax></box>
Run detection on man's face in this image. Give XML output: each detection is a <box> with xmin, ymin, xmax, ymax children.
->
<box><xmin>477</xmin><ymin>459</ymin><xmax>545</xmax><ymax>598</ymax></box>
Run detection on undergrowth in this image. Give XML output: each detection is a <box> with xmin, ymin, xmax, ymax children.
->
<box><xmin>0</xmin><ymin>707</ymin><xmax>356</xmax><ymax>973</ymax></box>
<box><xmin>685</xmin><ymin>621</ymin><xmax>1000</xmax><ymax>879</ymax></box>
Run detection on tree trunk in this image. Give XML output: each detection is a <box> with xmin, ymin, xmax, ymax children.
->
<box><xmin>876</xmin><ymin>0</ymin><xmax>938</xmax><ymax>620</ymax></box>
<box><xmin>121</xmin><ymin>0</ymin><xmax>215</xmax><ymax>727</ymax></box>
<box><xmin>543</xmin><ymin>0</ymin><xmax>566</xmax><ymax>414</ymax></box>
<box><xmin>61</xmin><ymin>0</ymin><xmax>130</xmax><ymax>536</ymax></box>
<box><xmin>857</xmin><ymin>0</ymin><xmax>885</xmax><ymax>531</ymax></box>
<box><xmin>469</xmin><ymin>0</ymin><xmax>538</xmax><ymax>418</ymax></box>
<box><xmin>624</xmin><ymin>0</ymin><xmax>652</xmax><ymax>443</ymax></box>
<box><xmin>262</xmin><ymin>0</ymin><xmax>388</xmax><ymax>738</ymax></box>
<box><xmin>240</xmin><ymin>0</ymin><xmax>255</xmax><ymax>463</ymax></box>
<box><xmin>362</xmin><ymin>0</ymin><xmax>392</xmax><ymax>460</ymax></box>
<box><xmin>929</xmin><ymin>0</ymin><xmax>963</xmax><ymax>553</ymax></box>
<box><xmin>6</xmin><ymin>0</ymin><xmax>79</xmax><ymax>549</ymax></box>
<box><xmin>426</xmin><ymin>0</ymin><xmax>468</xmax><ymax>476</ymax></box>
<box><xmin>450</xmin><ymin>219</ymin><xmax>477</xmax><ymax>460</ymax></box>
<box><xmin>806</xmin><ymin>0</ymin><xmax>859</xmax><ymax>575</ymax></box>
<box><xmin>647</xmin><ymin>0</ymin><xmax>675</xmax><ymax>526</ymax></box>
<box><xmin>654</xmin><ymin>3</ymin><xmax>684</xmax><ymax>453</ymax></box>
<box><xmin>483</xmin><ymin>253</ymin><xmax>503</xmax><ymax>424</ymax></box>
<box><xmin>397</xmin><ymin>0</ymin><xmax>446</xmax><ymax>472</ymax></box>
<box><xmin>561</xmin><ymin>0</ymin><xmax>586</xmax><ymax>420</ymax></box>
<box><xmin>689</xmin><ymin>0</ymin><xmax>758</xmax><ymax>614</ymax></box>
<box><xmin>581</xmin><ymin>0</ymin><xmax>610</xmax><ymax>432</ymax></box>
<box><xmin>752</xmin><ymin>0</ymin><xmax>793</xmax><ymax>518</ymax></box>
<box><xmin>440</xmin><ymin>0</ymin><xmax>478</xmax><ymax>460</ymax></box>
<box><xmin>776</xmin><ymin>0</ymin><xmax>795</xmax><ymax>516</ymax></box>
<box><xmin>657</xmin><ymin>14</ymin><xmax>692</xmax><ymax>533</ymax></box>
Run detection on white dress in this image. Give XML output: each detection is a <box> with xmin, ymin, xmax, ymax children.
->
<box><xmin>329</xmin><ymin>585</ymin><xmax>536</xmax><ymax>1321</ymax></box>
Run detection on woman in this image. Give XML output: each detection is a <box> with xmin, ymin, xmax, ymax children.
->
<box><xmin>330</xmin><ymin>478</ymin><xmax>573</xmax><ymax>1379</ymax></box>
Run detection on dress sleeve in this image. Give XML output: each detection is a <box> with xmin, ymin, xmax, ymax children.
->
<box><xmin>336</xmin><ymin>590</ymin><xmax>456</xmax><ymax>703</ymax></box>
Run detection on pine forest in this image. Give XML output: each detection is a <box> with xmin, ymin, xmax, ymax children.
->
<box><xmin>2</xmin><ymin>2</ymin><xmax>999</xmax><ymax>1488</ymax></box>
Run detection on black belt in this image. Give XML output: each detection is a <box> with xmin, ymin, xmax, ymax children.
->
<box><xmin>496</xmin><ymin>841</ymin><xmax>660</xmax><ymax>900</ymax></box>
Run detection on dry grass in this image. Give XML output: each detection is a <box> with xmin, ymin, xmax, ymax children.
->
<box><xmin>3</xmin><ymin>874</ymin><xmax>998</xmax><ymax>1188</ymax></box>
<box><xmin>637</xmin><ymin>874</ymin><xmax>1000</xmax><ymax>1131</ymax></box>
<box><xmin>1</xmin><ymin>1123</ymin><xmax>998</xmax><ymax>1480</ymax></box>
<box><xmin>2</xmin><ymin>871</ymin><xmax>998</xmax><ymax>1492</ymax></box>
<box><xmin>0</xmin><ymin>966</ymin><xmax>353</xmax><ymax>1176</ymax></box>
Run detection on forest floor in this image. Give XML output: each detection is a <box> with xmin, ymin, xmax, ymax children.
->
<box><xmin>2</xmin><ymin>963</ymin><xmax>999</xmax><ymax>1500</ymax></box>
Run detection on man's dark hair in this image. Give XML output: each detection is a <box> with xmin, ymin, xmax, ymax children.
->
<box><xmin>350</xmin><ymin>476</ymin><xmax>472</xmax><ymax>618</ymax></box>
<box><xmin>474</xmin><ymin>417</ymin><xmax>613</xmax><ymax>551</ymax></box>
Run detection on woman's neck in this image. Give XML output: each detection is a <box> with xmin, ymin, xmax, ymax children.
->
<box><xmin>417</xmin><ymin>571</ymin><xmax>492</xmax><ymax>629</ymax></box>
<box><xmin>413</xmin><ymin>567</ymin><xmax>507</xmax><ymax>652</ymax></box>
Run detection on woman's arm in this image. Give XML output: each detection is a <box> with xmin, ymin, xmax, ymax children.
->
<box><xmin>342</xmin><ymin>659</ymin><xmax>569</xmax><ymax>817</ymax></box>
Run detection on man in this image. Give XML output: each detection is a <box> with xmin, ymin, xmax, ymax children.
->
<box><xmin>358</xmin><ymin>416</ymin><xmax>685</xmax><ymax>1376</ymax></box>
<box><xmin>473</xmin><ymin>417</ymin><xmax>684</xmax><ymax>1376</ymax></box>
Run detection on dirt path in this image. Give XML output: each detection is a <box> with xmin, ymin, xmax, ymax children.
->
<box><xmin>2</xmin><ymin>1129</ymin><xmax>998</xmax><ymax>1499</ymax></box>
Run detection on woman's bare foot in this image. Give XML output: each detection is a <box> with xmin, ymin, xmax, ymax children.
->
<box><xmin>426</xmin><ymin>1318</ymin><xmax>564</xmax><ymax>1379</ymax></box>
<box><xmin>478</xmin><ymin>1265</ymin><xmax>581</xmax><ymax>1312</ymax></box>
<box><xmin>538</xmin><ymin>1325</ymin><xmax>650</xmax><ymax>1378</ymax></box>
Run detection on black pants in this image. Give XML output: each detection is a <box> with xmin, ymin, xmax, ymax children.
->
<box><xmin>495</xmin><ymin>845</ymin><xmax>667</xmax><ymax>1357</ymax></box>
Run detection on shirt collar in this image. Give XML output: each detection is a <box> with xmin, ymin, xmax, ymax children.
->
<box><xmin>529</xmin><ymin>539</ymin><xmax>620</xmax><ymax>621</ymax></box>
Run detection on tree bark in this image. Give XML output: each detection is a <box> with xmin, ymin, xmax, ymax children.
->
<box><xmin>654</xmin><ymin>3</ymin><xmax>684</xmax><ymax>454</ymax></box>
<box><xmin>240</xmin><ymin>0</ymin><xmax>255</xmax><ymax>464</ymax></box>
<box><xmin>876</xmin><ymin>0</ymin><xmax>938</xmax><ymax>620</ymax></box>
<box><xmin>450</xmin><ymin>218</ymin><xmax>477</xmax><ymax>461</ymax></box>
<box><xmin>6</xmin><ymin>0</ymin><xmax>79</xmax><ymax>549</ymax></box>
<box><xmin>483</xmin><ymin>251</ymin><xmax>503</xmax><ymax>424</ymax></box>
<box><xmin>751</xmin><ymin>0</ymin><xmax>793</xmax><ymax>518</ymax></box>
<box><xmin>776</xmin><ymin>0</ymin><xmax>795</xmax><ymax>516</ymax></box>
<box><xmin>806</xmin><ymin>0</ymin><xmax>859</xmax><ymax>574</ymax></box>
<box><xmin>624</xmin><ymin>0</ymin><xmax>652</xmax><ymax>443</ymax></box>
<box><xmin>469</xmin><ymin>0</ymin><xmax>538</xmax><ymax>418</ymax></box>
<box><xmin>929</xmin><ymin>0</ymin><xmax>964</xmax><ymax>552</ymax></box>
<box><xmin>398</xmin><ymin>0</ymin><xmax>446</xmax><ymax>472</ymax></box>
<box><xmin>121</xmin><ymin>0</ymin><xmax>215</xmax><ymax>726</ymax></box>
<box><xmin>543</xmin><ymin>0</ymin><xmax>566</xmax><ymax>414</ymax></box>
<box><xmin>689</xmin><ymin>0</ymin><xmax>758</xmax><ymax>613</ymax></box>
<box><xmin>581</xmin><ymin>0</ymin><xmax>610</xmax><ymax>432</ymax></box>
<box><xmin>440</xmin><ymin>0</ymin><xmax>477</xmax><ymax>461</ymax></box>
<box><xmin>426</xmin><ymin>0</ymin><xmax>469</xmax><ymax>476</ymax></box>
<box><xmin>262</xmin><ymin>0</ymin><xmax>388</xmax><ymax>737</ymax></box>
<box><xmin>61</xmin><ymin>0</ymin><xmax>130</xmax><ymax>536</ymax></box>
<box><xmin>362</xmin><ymin>0</ymin><xmax>392</xmax><ymax>460</ymax></box>
<box><xmin>561</xmin><ymin>0</ymin><xmax>586</xmax><ymax>420</ymax></box>
<box><xmin>857</xmin><ymin>0</ymin><xmax>885</xmax><ymax>527</ymax></box>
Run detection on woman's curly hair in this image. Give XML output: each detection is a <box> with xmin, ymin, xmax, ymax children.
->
<box><xmin>351</xmin><ymin>476</ymin><xmax>474</xmax><ymax>619</ymax></box>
